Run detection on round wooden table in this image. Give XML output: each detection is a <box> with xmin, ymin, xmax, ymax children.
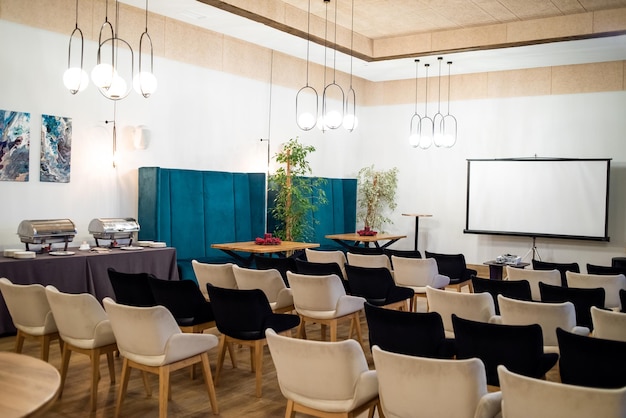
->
<box><xmin>0</xmin><ymin>352</ymin><xmax>61</xmax><ymax>417</ymax></box>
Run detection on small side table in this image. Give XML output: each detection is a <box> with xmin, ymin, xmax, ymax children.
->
<box><xmin>402</xmin><ymin>214</ymin><xmax>432</xmax><ymax>251</ymax></box>
<box><xmin>483</xmin><ymin>260</ymin><xmax>529</xmax><ymax>280</ymax></box>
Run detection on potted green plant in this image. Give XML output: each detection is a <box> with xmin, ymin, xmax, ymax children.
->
<box><xmin>268</xmin><ymin>137</ymin><xmax>326</xmax><ymax>241</ymax></box>
<box><xmin>356</xmin><ymin>165</ymin><xmax>398</xmax><ymax>234</ymax></box>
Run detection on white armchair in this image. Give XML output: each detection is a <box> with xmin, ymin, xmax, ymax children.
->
<box><xmin>566</xmin><ymin>271</ymin><xmax>626</xmax><ymax>309</ymax></box>
<box><xmin>591</xmin><ymin>306</ymin><xmax>626</xmax><ymax>342</ymax></box>
<box><xmin>232</xmin><ymin>265</ymin><xmax>294</xmax><ymax>313</ymax></box>
<box><xmin>191</xmin><ymin>260</ymin><xmax>237</xmax><ymax>300</ymax></box>
<box><xmin>505</xmin><ymin>267</ymin><xmax>561</xmax><ymax>301</ymax></box>
<box><xmin>391</xmin><ymin>257</ymin><xmax>450</xmax><ymax>312</ymax></box>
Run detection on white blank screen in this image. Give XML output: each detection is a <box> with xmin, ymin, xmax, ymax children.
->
<box><xmin>465</xmin><ymin>159</ymin><xmax>610</xmax><ymax>240</ymax></box>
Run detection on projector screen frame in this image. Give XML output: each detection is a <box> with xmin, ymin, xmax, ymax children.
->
<box><xmin>463</xmin><ymin>157</ymin><xmax>611</xmax><ymax>242</ymax></box>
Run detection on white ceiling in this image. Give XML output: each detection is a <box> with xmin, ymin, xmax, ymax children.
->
<box><xmin>119</xmin><ymin>0</ymin><xmax>626</xmax><ymax>82</ymax></box>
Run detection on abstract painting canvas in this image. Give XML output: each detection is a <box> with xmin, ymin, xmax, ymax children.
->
<box><xmin>41</xmin><ymin>114</ymin><xmax>71</xmax><ymax>183</ymax></box>
<box><xmin>0</xmin><ymin>109</ymin><xmax>30</xmax><ymax>182</ymax></box>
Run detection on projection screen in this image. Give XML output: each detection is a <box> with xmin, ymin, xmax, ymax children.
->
<box><xmin>464</xmin><ymin>158</ymin><xmax>611</xmax><ymax>241</ymax></box>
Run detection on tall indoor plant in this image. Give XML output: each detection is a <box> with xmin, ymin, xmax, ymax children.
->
<box><xmin>356</xmin><ymin>165</ymin><xmax>398</xmax><ymax>233</ymax></box>
<box><xmin>268</xmin><ymin>137</ymin><xmax>326</xmax><ymax>241</ymax></box>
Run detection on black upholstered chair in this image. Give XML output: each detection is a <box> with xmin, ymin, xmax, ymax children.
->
<box><xmin>539</xmin><ymin>282</ymin><xmax>605</xmax><ymax>330</ymax></box>
<box><xmin>452</xmin><ymin>314</ymin><xmax>558</xmax><ymax>387</ymax></box>
<box><xmin>425</xmin><ymin>251</ymin><xmax>476</xmax><ymax>292</ymax></box>
<box><xmin>148</xmin><ymin>277</ymin><xmax>215</xmax><ymax>333</ymax></box>
<box><xmin>294</xmin><ymin>258</ymin><xmax>350</xmax><ymax>293</ymax></box>
<box><xmin>254</xmin><ymin>255</ymin><xmax>297</xmax><ymax>286</ymax></box>
<box><xmin>345</xmin><ymin>265</ymin><xmax>413</xmax><ymax>310</ymax></box>
<box><xmin>471</xmin><ymin>276</ymin><xmax>532</xmax><ymax>315</ymax></box>
<box><xmin>587</xmin><ymin>263</ymin><xmax>626</xmax><ymax>276</ymax></box>
<box><xmin>106</xmin><ymin>267</ymin><xmax>157</xmax><ymax>307</ymax></box>
<box><xmin>345</xmin><ymin>245</ymin><xmax>384</xmax><ymax>255</ymax></box>
<box><xmin>557</xmin><ymin>327</ymin><xmax>626</xmax><ymax>389</ymax></box>
<box><xmin>364</xmin><ymin>303</ymin><xmax>455</xmax><ymax>359</ymax></box>
<box><xmin>206</xmin><ymin>285</ymin><xmax>300</xmax><ymax>397</ymax></box>
<box><xmin>532</xmin><ymin>259</ymin><xmax>580</xmax><ymax>287</ymax></box>
<box><xmin>621</xmin><ymin>289</ymin><xmax>626</xmax><ymax>313</ymax></box>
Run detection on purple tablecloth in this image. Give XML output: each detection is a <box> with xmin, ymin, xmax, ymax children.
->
<box><xmin>0</xmin><ymin>247</ymin><xmax>179</xmax><ymax>335</ymax></box>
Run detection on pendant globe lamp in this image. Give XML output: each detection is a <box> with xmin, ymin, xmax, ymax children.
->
<box><xmin>343</xmin><ymin>0</ymin><xmax>358</xmax><ymax>132</ymax></box>
<box><xmin>321</xmin><ymin>0</ymin><xmax>345</xmax><ymax>130</ymax></box>
<box><xmin>63</xmin><ymin>0</ymin><xmax>89</xmax><ymax>94</ymax></box>
<box><xmin>295</xmin><ymin>0</ymin><xmax>318</xmax><ymax>130</ymax></box>
<box><xmin>408</xmin><ymin>59</ymin><xmax>421</xmax><ymax>148</ymax></box>
<box><xmin>433</xmin><ymin>57</ymin><xmax>446</xmax><ymax>147</ymax></box>
<box><xmin>418</xmin><ymin>63</ymin><xmax>434</xmax><ymax>149</ymax></box>
<box><xmin>442</xmin><ymin>61</ymin><xmax>458</xmax><ymax>147</ymax></box>
<box><xmin>133</xmin><ymin>0</ymin><xmax>157</xmax><ymax>98</ymax></box>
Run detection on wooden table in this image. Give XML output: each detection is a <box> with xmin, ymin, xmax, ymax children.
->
<box><xmin>402</xmin><ymin>213</ymin><xmax>432</xmax><ymax>251</ymax></box>
<box><xmin>483</xmin><ymin>260</ymin><xmax>530</xmax><ymax>280</ymax></box>
<box><xmin>211</xmin><ymin>241</ymin><xmax>320</xmax><ymax>266</ymax></box>
<box><xmin>0</xmin><ymin>352</ymin><xmax>61</xmax><ymax>417</ymax></box>
<box><xmin>324</xmin><ymin>233</ymin><xmax>407</xmax><ymax>249</ymax></box>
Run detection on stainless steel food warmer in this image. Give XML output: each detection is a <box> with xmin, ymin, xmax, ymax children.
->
<box><xmin>17</xmin><ymin>219</ymin><xmax>77</xmax><ymax>251</ymax></box>
<box><xmin>88</xmin><ymin>218</ymin><xmax>140</xmax><ymax>247</ymax></box>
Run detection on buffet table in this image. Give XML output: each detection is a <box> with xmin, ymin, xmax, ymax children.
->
<box><xmin>0</xmin><ymin>247</ymin><xmax>179</xmax><ymax>335</ymax></box>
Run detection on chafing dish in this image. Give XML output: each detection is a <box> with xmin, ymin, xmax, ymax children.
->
<box><xmin>88</xmin><ymin>218</ymin><xmax>140</xmax><ymax>247</ymax></box>
<box><xmin>17</xmin><ymin>219</ymin><xmax>77</xmax><ymax>251</ymax></box>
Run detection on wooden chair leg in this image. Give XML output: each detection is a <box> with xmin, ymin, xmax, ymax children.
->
<box><xmin>200</xmin><ymin>352</ymin><xmax>219</xmax><ymax>414</ymax></box>
<box><xmin>114</xmin><ymin>358</ymin><xmax>131</xmax><ymax>418</ymax></box>
<box><xmin>159</xmin><ymin>365</ymin><xmax>171</xmax><ymax>418</ymax></box>
<box><xmin>142</xmin><ymin>371</ymin><xmax>152</xmax><ymax>397</ymax></box>
<box><xmin>41</xmin><ymin>334</ymin><xmax>52</xmax><ymax>362</ymax></box>
<box><xmin>59</xmin><ymin>345</ymin><xmax>72</xmax><ymax>397</ymax></box>
<box><xmin>285</xmin><ymin>399</ymin><xmax>296</xmax><ymax>418</ymax></box>
<box><xmin>214</xmin><ymin>335</ymin><xmax>228</xmax><ymax>385</ymax></box>
<box><xmin>329</xmin><ymin>321</ymin><xmax>338</xmax><ymax>342</ymax></box>
<box><xmin>90</xmin><ymin>349</ymin><xmax>100</xmax><ymax>412</ymax></box>
<box><xmin>353</xmin><ymin>313</ymin><xmax>364</xmax><ymax>350</ymax></box>
<box><xmin>254</xmin><ymin>340</ymin><xmax>264</xmax><ymax>398</ymax></box>
<box><xmin>14</xmin><ymin>330</ymin><xmax>25</xmax><ymax>354</ymax></box>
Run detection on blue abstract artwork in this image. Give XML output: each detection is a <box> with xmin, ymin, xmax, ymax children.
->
<box><xmin>0</xmin><ymin>109</ymin><xmax>30</xmax><ymax>182</ymax></box>
<box><xmin>41</xmin><ymin>114</ymin><xmax>72</xmax><ymax>183</ymax></box>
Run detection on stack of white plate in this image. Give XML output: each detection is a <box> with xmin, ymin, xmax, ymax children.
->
<box><xmin>13</xmin><ymin>251</ymin><xmax>36</xmax><ymax>259</ymax></box>
<box><xmin>3</xmin><ymin>249</ymin><xmax>23</xmax><ymax>258</ymax></box>
<box><xmin>136</xmin><ymin>241</ymin><xmax>154</xmax><ymax>247</ymax></box>
<box><xmin>150</xmin><ymin>242</ymin><xmax>167</xmax><ymax>248</ymax></box>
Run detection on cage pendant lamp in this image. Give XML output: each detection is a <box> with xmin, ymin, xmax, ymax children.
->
<box><xmin>418</xmin><ymin>63</ymin><xmax>434</xmax><ymax>149</ymax></box>
<box><xmin>433</xmin><ymin>57</ymin><xmax>446</xmax><ymax>147</ymax></box>
<box><xmin>321</xmin><ymin>0</ymin><xmax>345</xmax><ymax>130</ymax></box>
<box><xmin>343</xmin><ymin>0</ymin><xmax>357</xmax><ymax>131</ymax></box>
<box><xmin>63</xmin><ymin>0</ymin><xmax>89</xmax><ymax>94</ymax></box>
<box><xmin>133</xmin><ymin>0</ymin><xmax>157</xmax><ymax>97</ymax></box>
<box><xmin>296</xmin><ymin>0</ymin><xmax>318</xmax><ymax>131</ymax></box>
<box><xmin>442</xmin><ymin>61</ymin><xmax>458</xmax><ymax>147</ymax></box>
<box><xmin>408</xmin><ymin>59</ymin><xmax>421</xmax><ymax>148</ymax></box>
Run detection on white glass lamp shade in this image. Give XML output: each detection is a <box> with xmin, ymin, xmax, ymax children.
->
<box><xmin>343</xmin><ymin>114</ymin><xmax>358</xmax><ymax>131</ymax></box>
<box><xmin>91</xmin><ymin>63</ymin><xmax>116</xmax><ymax>89</ymax></box>
<box><xmin>297</xmin><ymin>112</ymin><xmax>316</xmax><ymax>130</ymax></box>
<box><xmin>133</xmin><ymin>71</ymin><xmax>158</xmax><ymax>97</ymax></box>
<box><xmin>103</xmin><ymin>74</ymin><xmax>128</xmax><ymax>100</ymax></box>
<box><xmin>418</xmin><ymin>135</ymin><xmax>433</xmax><ymax>149</ymax></box>
<box><xmin>409</xmin><ymin>133</ymin><xmax>420</xmax><ymax>148</ymax></box>
<box><xmin>63</xmin><ymin>67</ymin><xmax>89</xmax><ymax>94</ymax></box>
<box><xmin>324</xmin><ymin>110</ymin><xmax>342</xmax><ymax>129</ymax></box>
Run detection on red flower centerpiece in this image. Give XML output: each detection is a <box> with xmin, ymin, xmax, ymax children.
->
<box><xmin>357</xmin><ymin>226</ymin><xmax>377</xmax><ymax>236</ymax></box>
<box><xmin>255</xmin><ymin>233</ymin><xmax>282</xmax><ymax>245</ymax></box>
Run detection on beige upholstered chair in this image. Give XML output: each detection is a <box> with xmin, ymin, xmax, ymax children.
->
<box><xmin>103</xmin><ymin>297</ymin><xmax>219</xmax><ymax>418</ymax></box>
<box><xmin>591</xmin><ymin>306</ymin><xmax>626</xmax><ymax>342</ymax></box>
<box><xmin>346</xmin><ymin>252</ymin><xmax>392</xmax><ymax>272</ymax></box>
<box><xmin>391</xmin><ymin>256</ymin><xmax>450</xmax><ymax>312</ymax></box>
<box><xmin>497</xmin><ymin>365</ymin><xmax>626</xmax><ymax>418</ymax></box>
<box><xmin>305</xmin><ymin>249</ymin><xmax>348</xmax><ymax>279</ymax></box>
<box><xmin>191</xmin><ymin>260</ymin><xmax>237</xmax><ymax>299</ymax></box>
<box><xmin>373</xmin><ymin>346</ymin><xmax>502</xmax><ymax>418</ymax></box>
<box><xmin>0</xmin><ymin>278</ymin><xmax>61</xmax><ymax>362</ymax></box>
<box><xmin>566</xmin><ymin>271</ymin><xmax>626</xmax><ymax>309</ymax></box>
<box><xmin>266</xmin><ymin>329</ymin><xmax>380</xmax><ymax>418</ymax></box>
<box><xmin>286</xmin><ymin>271</ymin><xmax>366</xmax><ymax>346</ymax></box>
<box><xmin>505</xmin><ymin>266</ymin><xmax>561</xmax><ymax>301</ymax></box>
<box><xmin>45</xmin><ymin>285</ymin><xmax>117</xmax><ymax>412</ymax></box>
<box><xmin>232</xmin><ymin>265</ymin><xmax>294</xmax><ymax>313</ymax></box>
<box><xmin>497</xmin><ymin>294</ymin><xmax>590</xmax><ymax>352</ymax></box>
<box><xmin>426</xmin><ymin>286</ymin><xmax>498</xmax><ymax>338</ymax></box>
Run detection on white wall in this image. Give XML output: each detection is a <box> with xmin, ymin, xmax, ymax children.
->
<box><xmin>1</xmin><ymin>20</ymin><xmax>625</xmax><ymax>268</ymax></box>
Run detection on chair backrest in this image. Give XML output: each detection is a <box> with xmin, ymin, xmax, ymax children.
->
<box><xmin>497</xmin><ymin>365</ymin><xmax>626</xmax><ymax>418</ymax></box>
<box><xmin>425</xmin><ymin>251</ymin><xmax>471</xmax><ymax>280</ymax></box>
<box><xmin>557</xmin><ymin>327</ymin><xmax>626</xmax><ymax>389</ymax></box>
<box><xmin>383</xmin><ymin>248</ymin><xmax>421</xmax><ymax>268</ymax></box>
<box><xmin>591</xmin><ymin>306</ymin><xmax>626</xmax><ymax>342</ymax></box>
<box><xmin>45</xmin><ymin>285</ymin><xmax>112</xmax><ymax>348</ymax></box>
<box><xmin>304</xmin><ymin>249</ymin><xmax>348</xmax><ymax>279</ymax></box>
<box><xmin>0</xmin><ymin>277</ymin><xmax>57</xmax><ymax>334</ymax></box>
<box><xmin>205</xmin><ymin>285</ymin><xmax>273</xmax><ymax>339</ymax></box>
<box><xmin>539</xmin><ymin>281</ymin><xmax>605</xmax><ymax>330</ymax></box>
<box><xmin>253</xmin><ymin>255</ymin><xmax>297</xmax><ymax>286</ymax></box>
<box><xmin>391</xmin><ymin>257</ymin><xmax>445</xmax><ymax>288</ymax></box>
<box><xmin>426</xmin><ymin>286</ymin><xmax>496</xmax><ymax>335</ymax></box>
<box><xmin>148</xmin><ymin>277</ymin><xmax>213</xmax><ymax>325</ymax></box>
<box><xmin>107</xmin><ymin>268</ymin><xmax>157</xmax><ymax>307</ymax></box>
<box><xmin>498</xmin><ymin>294</ymin><xmax>578</xmax><ymax>347</ymax></box>
<box><xmin>505</xmin><ymin>267</ymin><xmax>560</xmax><ymax>301</ymax></box>
<box><xmin>294</xmin><ymin>259</ymin><xmax>350</xmax><ymax>294</ymax></box>
<box><xmin>191</xmin><ymin>260</ymin><xmax>237</xmax><ymax>299</ymax></box>
<box><xmin>587</xmin><ymin>263</ymin><xmax>625</xmax><ymax>276</ymax></box>
<box><xmin>452</xmin><ymin>314</ymin><xmax>556</xmax><ymax>386</ymax></box>
<box><xmin>345</xmin><ymin>245</ymin><xmax>384</xmax><ymax>255</ymax></box>
<box><xmin>344</xmin><ymin>265</ymin><xmax>395</xmax><ymax>305</ymax></box>
<box><xmin>232</xmin><ymin>265</ymin><xmax>289</xmax><ymax>306</ymax></box>
<box><xmin>532</xmin><ymin>259</ymin><xmax>580</xmax><ymax>287</ymax></box>
<box><xmin>346</xmin><ymin>253</ymin><xmax>392</xmax><ymax>271</ymax></box>
<box><xmin>471</xmin><ymin>276</ymin><xmax>532</xmax><ymax>315</ymax></box>
<box><xmin>565</xmin><ymin>271</ymin><xmax>626</xmax><ymax>309</ymax></box>
<box><xmin>103</xmin><ymin>297</ymin><xmax>181</xmax><ymax>358</ymax></box>
<box><xmin>622</xmin><ymin>289</ymin><xmax>626</xmax><ymax>313</ymax></box>
<box><xmin>373</xmin><ymin>346</ymin><xmax>487</xmax><ymax>418</ymax></box>
<box><xmin>364</xmin><ymin>303</ymin><xmax>453</xmax><ymax>358</ymax></box>
<box><xmin>286</xmin><ymin>272</ymin><xmax>347</xmax><ymax>313</ymax></box>
<box><xmin>265</xmin><ymin>328</ymin><xmax>376</xmax><ymax>408</ymax></box>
